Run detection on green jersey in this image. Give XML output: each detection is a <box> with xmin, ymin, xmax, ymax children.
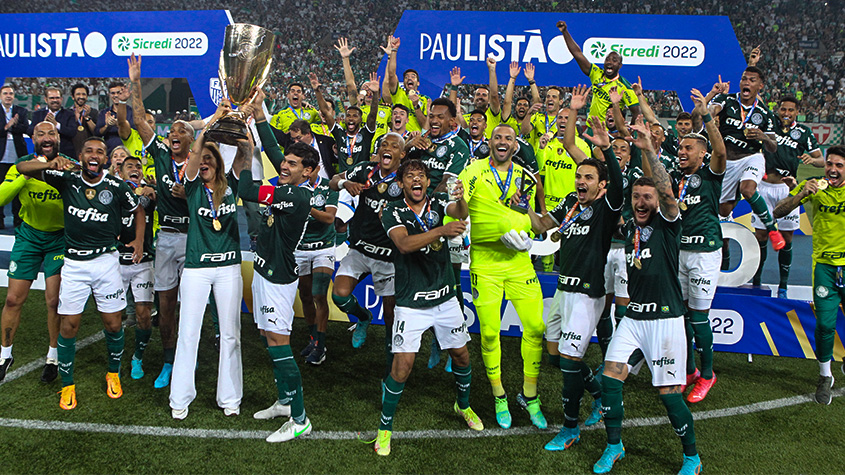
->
<box><xmin>382</xmin><ymin>193</ymin><xmax>455</xmax><ymax>308</ymax></box>
<box><xmin>612</xmin><ymin>165</ymin><xmax>644</xmax><ymax>244</ymax></box>
<box><xmin>765</xmin><ymin>119</ymin><xmax>820</xmax><ymax>176</ymax></box>
<box><xmin>269</xmin><ymin>106</ymin><xmax>320</xmax><ymax>132</ymax></box>
<box><xmin>662</xmin><ymin>129</ymin><xmax>680</xmax><ymax>157</ymax></box>
<box><xmin>331</xmin><ymin>123</ymin><xmax>376</xmax><ymax>173</ymax></box>
<box><xmin>671</xmin><ymin>165</ymin><xmax>723</xmax><ymax>252</ymax></box>
<box><xmin>118</xmin><ymin>190</ymin><xmax>155</xmax><ymax>264</ymax></box>
<box><xmin>462</xmin><ymin>107</ymin><xmax>501</xmax><ymax>139</ymax></box>
<box><xmin>184</xmin><ymin>173</ymin><xmax>240</xmax><ymax>269</ymax></box>
<box><xmin>791</xmin><ymin>180</ymin><xmax>845</xmax><ymax>266</ymax></box>
<box><xmin>43</xmin><ymin>169</ymin><xmax>139</xmax><ymax>261</ymax></box>
<box><xmin>624</xmin><ymin>213</ymin><xmax>685</xmax><ymax>320</ymax></box>
<box><xmin>146</xmin><ymin>136</ymin><xmax>190</xmax><ymax>232</ymax></box>
<box><xmin>658</xmin><ymin>150</ymin><xmax>680</xmax><ymax>174</ymax></box>
<box><xmin>713</xmin><ymin>93</ymin><xmax>777</xmax><ymax>155</ymax></box>
<box><xmin>298</xmin><ymin>177</ymin><xmax>339</xmax><ymax>251</ymax></box>
<box><xmin>345</xmin><ymin>162</ymin><xmax>404</xmax><ymax>261</ymax></box>
<box><xmin>458</xmin><ymin>129</ymin><xmax>492</xmax><ymax>161</ymax></box>
<box><xmin>407</xmin><ymin>131</ymin><xmax>470</xmax><ymax>191</ymax></box>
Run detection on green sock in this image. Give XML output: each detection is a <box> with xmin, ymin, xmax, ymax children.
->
<box><xmin>602</xmin><ymin>376</ymin><xmax>624</xmax><ymax>444</ymax></box>
<box><xmin>452</xmin><ymin>363</ymin><xmax>472</xmax><ymax>410</ymax></box>
<box><xmin>268</xmin><ymin>345</ymin><xmax>305</xmax><ymax>423</ymax></box>
<box><xmin>597</xmin><ymin>306</ymin><xmax>614</xmax><ymax>358</ymax></box>
<box><xmin>689</xmin><ymin>310</ymin><xmax>714</xmax><ymax>379</ymax></box>
<box><xmin>379</xmin><ymin>374</ymin><xmax>405</xmax><ymax>431</ymax></box>
<box><xmin>685</xmin><ymin>317</ymin><xmax>697</xmax><ymax>375</ymax></box>
<box><xmin>307</xmin><ymin>324</ymin><xmax>317</xmax><ymax>340</ymax></box>
<box><xmin>316</xmin><ymin>331</ymin><xmax>326</xmax><ymax>350</ymax></box>
<box><xmin>753</xmin><ymin>239</ymin><xmax>767</xmax><ymax>286</ymax></box>
<box><xmin>133</xmin><ymin>328</ymin><xmax>152</xmax><ymax>361</ymax></box>
<box><xmin>660</xmin><ymin>393</ymin><xmax>697</xmax><ymax>456</ymax></box>
<box><xmin>560</xmin><ymin>358</ymin><xmax>585</xmax><ymax>428</ymax></box>
<box><xmin>778</xmin><ymin>241</ymin><xmax>792</xmax><ymax>290</ymax></box>
<box><xmin>384</xmin><ymin>325</ymin><xmax>394</xmax><ymax>380</ymax></box>
<box><xmin>163</xmin><ymin>346</ymin><xmax>176</xmax><ymax>364</ymax></box>
<box><xmin>57</xmin><ymin>335</ymin><xmax>76</xmax><ymax>387</ymax></box>
<box><xmin>580</xmin><ymin>360</ymin><xmax>602</xmax><ymax>399</ymax></box>
<box><xmin>548</xmin><ymin>353</ymin><xmax>560</xmax><ymax>369</ymax></box>
<box><xmin>331</xmin><ymin>293</ymin><xmax>371</xmax><ymax>322</ymax></box>
<box><xmin>747</xmin><ymin>191</ymin><xmax>777</xmax><ymax>231</ymax></box>
<box><xmin>452</xmin><ymin>265</ymin><xmax>464</xmax><ymax>312</ymax></box>
<box><xmin>104</xmin><ymin>329</ymin><xmax>124</xmax><ymax>373</ymax></box>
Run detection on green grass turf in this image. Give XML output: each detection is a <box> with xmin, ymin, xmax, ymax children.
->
<box><xmin>1</xmin><ymin>288</ymin><xmax>844</xmax><ymax>474</ymax></box>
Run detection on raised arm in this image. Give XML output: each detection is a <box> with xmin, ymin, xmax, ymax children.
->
<box><xmin>185</xmin><ymin>102</ymin><xmax>230</xmax><ymax>181</ymax></box>
<box><xmin>631</xmin><ymin>77</ymin><xmax>657</xmax><ymax>125</ymax></box>
<box><xmin>365</xmin><ymin>73</ymin><xmax>380</xmax><ymax>131</ymax></box>
<box><xmin>501</xmin><ymin>62</ymin><xmax>520</xmax><ymax>122</ymax></box>
<box><xmin>562</xmin><ymin>85</ymin><xmax>591</xmax><ymax>163</ymax></box>
<box><xmin>608</xmin><ymin>86</ymin><xmax>631</xmax><ymax>138</ymax></box>
<box><xmin>487</xmin><ymin>56</ymin><xmax>501</xmax><ymax>116</ymax></box>
<box><xmin>557</xmin><ymin>21</ymin><xmax>591</xmax><ymax>76</ymax></box>
<box><xmin>449</xmin><ymin>67</ymin><xmax>467</xmax><ymax>129</ymax></box>
<box><xmin>521</xmin><ymin>103</ymin><xmax>541</xmax><ymax>136</ymax></box>
<box><xmin>252</xmin><ymin>90</ymin><xmax>285</xmax><ymax>172</ymax></box>
<box><xmin>629</xmin><ymin>115</ymin><xmax>678</xmax><ymax>220</ymax></box>
<box><xmin>383</xmin><ymin>36</ymin><xmax>401</xmax><ymax>95</ymax></box>
<box><xmin>335</xmin><ymin>37</ymin><xmax>359</xmax><ymax>106</ymax></box>
<box><xmin>128</xmin><ymin>54</ymin><xmax>154</xmax><ymax>145</ymax></box>
<box><xmin>583</xmin><ymin>116</ymin><xmax>623</xmax><ymax>208</ymax></box>
<box><xmin>309</xmin><ymin>72</ymin><xmax>335</xmax><ymax>130</ymax></box>
<box><xmin>693</xmin><ymin>84</ymin><xmax>726</xmax><ymax>174</ymax></box>
<box><xmin>116</xmin><ymin>103</ymin><xmax>132</xmax><ymax>141</ymax></box>
<box><xmin>525</xmin><ymin>63</ymin><xmax>541</xmax><ymax>106</ymax></box>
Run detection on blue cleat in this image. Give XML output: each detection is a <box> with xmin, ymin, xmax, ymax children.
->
<box><xmin>130</xmin><ymin>358</ymin><xmax>144</xmax><ymax>380</ymax></box>
<box><xmin>444</xmin><ymin>355</ymin><xmax>452</xmax><ymax>373</ymax></box>
<box><xmin>516</xmin><ymin>392</ymin><xmax>548</xmax><ymax>429</ymax></box>
<box><xmin>351</xmin><ymin>318</ymin><xmax>370</xmax><ymax>348</ymax></box>
<box><xmin>544</xmin><ymin>426</ymin><xmax>580</xmax><ymax>451</ymax></box>
<box><xmin>585</xmin><ymin>398</ymin><xmax>603</xmax><ymax>427</ymax></box>
<box><xmin>777</xmin><ymin>288</ymin><xmax>788</xmax><ymax>299</ymax></box>
<box><xmin>154</xmin><ymin>363</ymin><xmax>173</xmax><ymax>389</ymax></box>
<box><xmin>594</xmin><ymin>363</ymin><xmax>604</xmax><ymax>385</ymax></box>
<box><xmin>593</xmin><ymin>442</ymin><xmax>625</xmax><ymax>473</ymax></box>
<box><xmin>678</xmin><ymin>454</ymin><xmax>702</xmax><ymax>475</ymax></box>
<box><xmin>494</xmin><ymin>395</ymin><xmax>512</xmax><ymax>429</ymax></box>
<box><xmin>427</xmin><ymin>337</ymin><xmax>441</xmax><ymax>368</ymax></box>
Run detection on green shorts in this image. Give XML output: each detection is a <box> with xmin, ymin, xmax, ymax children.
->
<box><xmin>8</xmin><ymin>222</ymin><xmax>65</xmax><ymax>280</ymax></box>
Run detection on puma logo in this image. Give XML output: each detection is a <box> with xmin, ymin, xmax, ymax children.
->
<box><xmin>667</xmin><ymin>370</ymin><xmax>676</xmax><ymax>378</ymax></box>
<box><xmin>267</xmin><ymin>318</ymin><xmax>278</xmax><ymax>325</ymax></box>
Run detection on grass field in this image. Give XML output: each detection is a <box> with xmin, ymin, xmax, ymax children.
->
<box><xmin>1</xmin><ymin>288</ymin><xmax>845</xmax><ymax>474</ymax></box>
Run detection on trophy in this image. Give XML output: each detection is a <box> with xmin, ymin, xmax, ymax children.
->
<box><xmin>509</xmin><ymin>169</ymin><xmax>536</xmax><ymax>214</ymax></box>
<box><xmin>205</xmin><ymin>24</ymin><xmax>275</xmax><ymax>145</ymax></box>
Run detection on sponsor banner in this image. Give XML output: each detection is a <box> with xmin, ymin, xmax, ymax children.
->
<box><xmin>381</xmin><ymin>11</ymin><xmax>746</xmax><ymax>111</ymax></box>
<box><xmin>0</xmin><ymin>11</ymin><xmax>232</xmax><ymax>116</ymax></box>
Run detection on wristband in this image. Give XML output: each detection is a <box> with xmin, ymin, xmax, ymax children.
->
<box><xmin>337</xmin><ymin>179</ymin><xmax>348</xmax><ymax>189</ymax></box>
<box><xmin>528</xmin><ymin>80</ymin><xmax>536</xmax><ymax>85</ymax></box>
<box><xmin>446</xmin><ymin>84</ymin><xmax>458</xmax><ymax>92</ymax></box>
<box><xmin>703</xmin><ymin>113</ymin><xmax>713</xmax><ymax>124</ymax></box>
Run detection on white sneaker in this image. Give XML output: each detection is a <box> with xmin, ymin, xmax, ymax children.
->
<box><xmin>253</xmin><ymin>400</ymin><xmax>291</xmax><ymax>420</ymax></box>
<box><xmin>172</xmin><ymin>408</ymin><xmax>188</xmax><ymax>420</ymax></box>
<box><xmin>266</xmin><ymin>417</ymin><xmax>311</xmax><ymax>443</ymax></box>
<box><xmin>223</xmin><ymin>407</ymin><xmax>240</xmax><ymax>416</ymax></box>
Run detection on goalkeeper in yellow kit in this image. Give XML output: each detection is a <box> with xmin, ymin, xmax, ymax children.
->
<box><xmin>458</xmin><ymin>123</ymin><xmax>546</xmax><ymax>429</ymax></box>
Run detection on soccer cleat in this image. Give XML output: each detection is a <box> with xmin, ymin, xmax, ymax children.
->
<box><xmin>254</xmin><ymin>400</ymin><xmax>292</xmax><ymax>420</ymax></box>
<box><xmin>593</xmin><ymin>442</ymin><xmax>626</xmax><ymax>473</ymax></box>
<box><xmin>300</xmin><ymin>337</ymin><xmax>317</xmax><ymax>357</ymax></box>
<box><xmin>585</xmin><ymin>399</ymin><xmax>603</xmax><ymax>427</ymax></box>
<box><xmin>769</xmin><ymin>230</ymin><xmax>786</xmax><ymax>251</ymax></box>
<box><xmin>494</xmin><ymin>395</ymin><xmax>512</xmax><ymax>429</ymax></box>
<box><xmin>454</xmin><ymin>402</ymin><xmax>484</xmax><ymax>431</ymax></box>
<box><xmin>41</xmin><ymin>358</ymin><xmax>58</xmax><ymax>383</ymax></box>
<box><xmin>172</xmin><ymin>407</ymin><xmax>188</xmax><ymax>420</ymax></box>
<box><xmin>815</xmin><ymin>375</ymin><xmax>834</xmax><ymax>405</ymax></box>
<box><xmin>0</xmin><ymin>356</ymin><xmax>14</xmax><ymax>382</ymax></box>
<box><xmin>687</xmin><ymin>373</ymin><xmax>717</xmax><ymax>403</ymax></box>
<box><xmin>682</xmin><ymin>369</ymin><xmax>700</xmax><ymax>392</ymax></box>
<box><xmin>130</xmin><ymin>358</ymin><xmax>144</xmax><ymax>380</ymax></box>
<box><xmin>427</xmin><ymin>338</ymin><xmax>441</xmax><ymax>368</ymax></box>
<box><xmin>154</xmin><ymin>363</ymin><xmax>173</xmax><ymax>389</ymax></box>
<box><xmin>223</xmin><ymin>407</ymin><xmax>240</xmax><ymax>416</ymax></box>
<box><xmin>445</xmin><ymin>356</ymin><xmax>453</xmax><ymax>373</ymax></box>
<box><xmin>777</xmin><ymin>288</ymin><xmax>788</xmax><ymax>299</ymax></box>
<box><xmin>374</xmin><ymin>429</ymin><xmax>391</xmax><ymax>456</ymax></box>
<box><xmin>306</xmin><ymin>346</ymin><xmax>326</xmax><ymax>366</ymax></box>
<box><xmin>59</xmin><ymin>385</ymin><xmax>77</xmax><ymax>410</ymax></box>
<box><xmin>678</xmin><ymin>454</ymin><xmax>703</xmax><ymax>475</ymax></box>
<box><xmin>106</xmin><ymin>372</ymin><xmax>123</xmax><ymax>399</ymax></box>
<box><xmin>594</xmin><ymin>363</ymin><xmax>604</xmax><ymax>386</ymax></box>
<box><xmin>545</xmin><ymin>426</ymin><xmax>581</xmax><ymax>451</ymax></box>
<box><xmin>266</xmin><ymin>417</ymin><xmax>311</xmax><ymax>443</ymax></box>
<box><xmin>516</xmin><ymin>393</ymin><xmax>548</xmax><ymax>430</ymax></box>
<box><xmin>351</xmin><ymin>318</ymin><xmax>370</xmax><ymax>348</ymax></box>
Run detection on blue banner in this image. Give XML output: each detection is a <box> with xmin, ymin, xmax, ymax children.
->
<box><xmin>381</xmin><ymin>11</ymin><xmax>747</xmax><ymax>111</ymax></box>
<box><xmin>0</xmin><ymin>11</ymin><xmax>232</xmax><ymax>116</ymax></box>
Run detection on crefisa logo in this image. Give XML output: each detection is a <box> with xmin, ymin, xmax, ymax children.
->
<box><xmin>0</xmin><ymin>27</ymin><xmax>107</xmax><ymax>58</ymax></box>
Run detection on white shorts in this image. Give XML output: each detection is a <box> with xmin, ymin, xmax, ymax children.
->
<box><xmin>251</xmin><ymin>273</ymin><xmax>297</xmax><ymax>335</ymax></box>
<box><xmin>549</xmin><ymin>291</ymin><xmax>605</xmax><ymax>358</ymax></box>
<box><xmin>294</xmin><ymin>247</ymin><xmax>336</xmax><ymax>276</ymax></box>
<box><xmin>336</xmin><ymin>248</ymin><xmax>394</xmax><ymax>296</ymax></box>
<box><xmin>679</xmin><ymin>249</ymin><xmax>721</xmax><ymax>309</ymax></box>
<box><xmin>59</xmin><ymin>252</ymin><xmax>126</xmax><ymax>315</ymax></box>
<box><xmin>337</xmin><ymin>189</ymin><xmax>359</xmax><ymax>224</ymax></box>
<box><xmin>604</xmin><ymin>243</ymin><xmax>629</xmax><ymax>298</ymax></box>
<box><xmin>720</xmin><ymin>153</ymin><xmax>764</xmax><ymax>203</ymax></box>
<box><xmin>392</xmin><ymin>298</ymin><xmax>470</xmax><ymax>353</ymax></box>
<box><xmin>606</xmin><ymin>316</ymin><xmax>686</xmax><ymax>387</ymax></box>
<box><xmin>154</xmin><ymin>231</ymin><xmax>187</xmax><ymax>291</ymax></box>
<box><xmin>120</xmin><ymin>261</ymin><xmax>154</xmax><ymax>303</ymax></box>
<box><xmin>751</xmin><ymin>180</ymin><xmax>800</xmax><ymax>231</ymax></box>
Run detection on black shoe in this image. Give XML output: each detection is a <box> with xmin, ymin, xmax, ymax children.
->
<box><xmin>306</xmin><ymin>346</ymin><xmax>326</xmax><ymax>365</ymax></box>
<box><xmin>40</xmin><ymin>359</ymin><xmax>58</xmax><ymax>383</ymax></box>
<box><xmin>300</xmin><ymin>337</ymin><xmax>317</xmax><ymax>357</ymax></box>
<box><xmin>0</xmin><ymin>356</ymin><xmax>14</xmax><ymax>382</ymax></box>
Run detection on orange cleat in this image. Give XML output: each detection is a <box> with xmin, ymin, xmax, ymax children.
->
<box><xmin>106</xmin><ymin>372</ymin><xmax>123</xmax><ymax>399</ymax></box>
<box><xmin>59</xmin><ymin>385</ymin><xmax>77</xmax><ymax>410</ymax></box>
<box><xmin>687</xmin><ymin>373</ymin><xmax>717</xmax><ymax>403</ymax></box>
<box><xmin>681</xmin><ymin>369</ymin><xmax>700</xmax><ymax>392</ymax></box>
<box><xmin>769</xmin><ymin>230</ymin><xmax>786</xmax><ymax>251</ymax></box>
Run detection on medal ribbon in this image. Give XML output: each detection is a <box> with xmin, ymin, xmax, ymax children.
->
<box><xmin>469</xmin><ymin>139</ymin><xmax>484</xmax><ymax>155</ymax></box>
<box><xmin>345</xmin><ymin>133</ymin><xmax>358</xmax><ymax>156</ymax></box>
<box><xmin>633</xmin><ymin>226</ymin><xmax>643</xmax><ymax>262</ymax></box>
<box><xmin>365</xmin><ymin>164</ymin><xmax>396</xmax><ymax>190</ymax></box>
<box><xmin>125</xmin><ymin>180</ymin><xmax>138</xmax><ymax>190</ymax></box>
<box><xmin>544</xmin><ymin>111</ymin><xmax>557</xmax><ymax>131</ymax></box>
<box><xmin>405</xmin><ymin>197</ymin><xmax>434</xmax><ymax>232</ymax></box>
<box><xmin>431</xmin><ymin>129</ymin><xmax>457</xmax><ymax>144</ymax></box>
<box><xmin>738</xmin><ymin>94</ymin><xmax>759</xmax><ymax>130</ymax></box>
<box><xmin>553</xmin><ymin>202</ymin><xmax>587</xmax><ymax>235</ymax></box>
<box><xmin>171</xmin><ymin>159</ymin><xmax>185</xmax><ymax>185</ymax></box>
<box><xmin>290</xmin><ymin>106</ymin><xmax>303</xmax><ymax>120</ymax></box>
<box><xmin>203</xmin><ymin>185</ymin><xmax>218</xmax><ymax>223</ymax></box>
<box><xmin>489</xmin><ymin>160</ymin><xmax>513</xmax><ymax>202</ymax></box>
<box><xmin>678</xmin><ymin>175</ymin><xmax>692</xmax><ymax>205</ymax></box>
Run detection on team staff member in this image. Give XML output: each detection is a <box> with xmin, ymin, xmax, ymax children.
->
<box><xmin>374</xmin><ymin>159</ymin><xmax>480</xmax><ymax>456</ymax></box>
<box><xmin>0</xmin><ymin>122</ymin><xmax>67</xmax><ymax>383</ymax></box>
<box><xmin>383</xmin><ymin>36</ymin><xmax>429</xmax><ymax>132</ymax></box>
<box><xmin>169</xmin><ymin>105</ymin><xmax>250</xmax><ymax>420</ymax></box>
<box><xmin>18</xmin><ymin>136</ymin><xmax>144</xmax><ymax>410</ymax></box>
<box><xmin>773</xmin><ymin>146</ymin><xmax>845</xmax><ymax>405</ymax></box>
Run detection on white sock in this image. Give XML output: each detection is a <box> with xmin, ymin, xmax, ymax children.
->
<box><xmin>820</xmin><ymin>360</ymin><xmax>833</xmax><ymax>377</ymax></box>
<box><xmin>47</xmin><ymin>346</ymin><xmax>58</xmax><ymax>360</ymax></box>
<box><xmin>0</xmin><ymin>345</ymin><xmax>12</xmax><ymax>359</ymax></box>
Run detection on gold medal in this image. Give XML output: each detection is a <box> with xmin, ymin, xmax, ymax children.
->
<box><xmin>633</xmin><ymin>257</ymin><xmax>642</xmax><ymax>270</ymax></box>
<box><xmin>550</xmin><ymin>231</ymin><xmax>561</xmax><ymax>243</ymax></box>
<box><xmin>267</xmin><ymin>214</ymin><xmax>275</xmax><ymax>227</ymax></box>
<box><xmin>36</xmin><ymin>155</ymin><xmax>47</xmax><ymax>163</ymax></box>
<box><xmin>212</xmin><ymin>218</ymin><xmax>222</xmax><ymax>231</ymax></box>
<box><xmin>817</xmin><ymin>179</ymin><xmax>829</xmax><ymax>191</ymax></box>
<box><xmin>679</xmin><ymin>201</ymin><xmax>687</xmax><ymax>211</ymax></box>
<box><xmin>377</xmin><ymin>182</ymin><xmax>388</xmax><ymax>193</ymax></box>
<box><xmin>346</xmin><ymin>156</ymin><xmax>354</xmax><ymax>165</ymax></box>
<box><xmin>430</xmin><ymin>240</ymin><xmax>443</xmax><ymax>251</ymax></box>
<box><xmin>134</xmin><ymin>186</ymin><xmax>145</xmax><ymax>195</ymax></box>
<box><xmin>78</xmin><ymin>125</ymin><xmax>85</xmax><ymax>132</ymax></box>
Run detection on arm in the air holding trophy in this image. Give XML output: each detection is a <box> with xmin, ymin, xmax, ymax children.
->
<box><xmin>184</xmin><ymin>101</ymin><xmax>231</xmax><ymax>181</ymax></box>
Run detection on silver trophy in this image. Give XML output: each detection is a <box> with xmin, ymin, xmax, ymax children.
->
<box><xmin>206</xmin><ymin>23</ymin><xmax>275</xmax><ymax>145</ymax></box>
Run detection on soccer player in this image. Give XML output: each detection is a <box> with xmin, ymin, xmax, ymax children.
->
<box><xmin>521</xmin><ymin>86</ymin><xmax>564</xmax><ymax>152</ymax></box>
<box><xmin>371</xmin><ymin>104</ymin><xmax>412</xmax><ymax>155</ymax></box>
<box><xmin>449</xmin><ymin>57</ymin><xmax>501</xmax><ymax>138</ymax></box>
<box><xmin>557</xmin><ymin>20</ymin><xmax>640</xmax><ymax>123</ymax></box>
<box><xmin>406</xmin><ymin>98</ymin><xmax>470</xmax><ymax>193</ymax></box>
<box><xmin>671</xmin><ymin>87</ymin><xmax>728</xmax><ymax>404</ymax></box>
<box><xmin>168</xmin><ymin>105</ymin><xmax>250</xmax><ymax>420</ymax></box>
<box><xmin>773</xmin><ymin>146</ymin><xmax>845</xmax><ymax>405</ymax></box>
<box><xmin>709</xmin><ymin>67</ymin><xmax>785</xmax><ymax>251</ymax></box>
<box><xmin>593</xmin><ymin>117</ymin><xmax>700</xmax><ymax>475</ymax></box>
<box><xmin>17</xmin><ymin>136</ymin><xmax>145</xmax><ymax>410</ymax></box>
<box><xmin>501</xmin><ymin>61</ymin><xmax>541</xmax><ymax>135</ymax></box>
<box><xmin>336</xmin><ymin>37</ymin><xmax>391</xmax><ymax>141</ymax></box>
<box><xmin>269</xmin><ymin>83</ymin><xmax>321</xmax><ymax>132</ymax></box>
<box><xmin>118</xmin><ymin>156</ymin><xmax>157</xmax><ymax>380</ymax></box>
<box><xmin>0</xmin><ymin>122</ymin><xmax>66</xmax><ymax>382</ymax></box>
<box><xmin>752</xmin><ymin>96</ymin><xmax>823</xmax><ymax>297</ymax></box>
<box><xmin>527</xmin><ymin>105</ymin><xmax>623</xmax><ymax>450</ymax></box>
<box><xmin>458</xmin><ymin>123</ymin><xmax>546</xmax><ymax>429</ymax></box>
<box><xmin>373</xmin><ymin>159</ymin><xmax>481</xmax><ymax>455</ymax></box>
<box><xmin>662</xmin><ymin>112</ymin><xmax>694</xmax><ymax>157</ymax></box>
<box><xmin>383</xmin><ymin>36</ymin><xmax>429</xmax><ymax>132</ymax></box>
<box><xmin>129</xmin><ymin>54</ymin><xmax>193</xmax><ymax>388</ymax></box>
